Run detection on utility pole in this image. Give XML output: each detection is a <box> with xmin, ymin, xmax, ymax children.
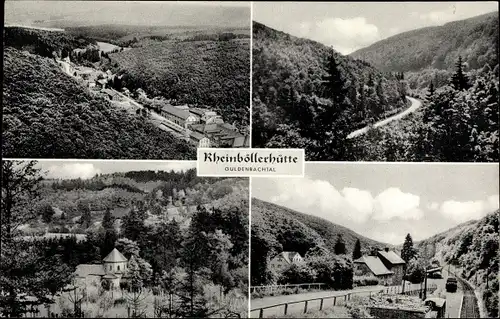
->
<box><xmin>423</xmin><ymin>268</ymin><xmax>428</xmax><ymax>300</ymax></box>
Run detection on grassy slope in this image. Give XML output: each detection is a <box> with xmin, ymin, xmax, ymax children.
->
<box><xmin>2</xmin><ymin>47</ymin><xmax>196</xmax><ymax>159</ymax></box>
<box><xmin>350</xmin><ymin>12</ymin><xmax>499</xmax><ymax>72</ymax></box>
<box><xmin>109</xmin><ymin>39</ymin><xmax>250</xmax><ymax>131</ymax></box>
<box><xmin>252</xmin><ymin>198</ymin><xmax>388</xmax><ymax>256</ymax></box>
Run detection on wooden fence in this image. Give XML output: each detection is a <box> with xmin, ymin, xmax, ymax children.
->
<box><xmin>250</xmin><ymin>284</ymin><xmax>438</xmax><ymax>318</ymax></box>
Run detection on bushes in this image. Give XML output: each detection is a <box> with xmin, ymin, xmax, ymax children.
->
<box><xmin>353</xmin><ymin>276</ymin><xmax>379</xmax><ymax>287</ymax></box>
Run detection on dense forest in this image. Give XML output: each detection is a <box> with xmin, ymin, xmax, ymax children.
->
<box><xmin>1</xmin><ymin>161</ymin><xmax>249</xmax><ymax>318</ymax></box>
<box><xmin>251</xmin><ymin>198</ymin><xmax>388</xmax><ymax>289</ymax></box>
<box><xmin>107</xmin><ymin>39</ymin><xmax>250</xmax><ymax>131</ymax></box>
<box><xmin>2</xmin><ymin>47</ymin><xmax>195</xmax><ymax>159</ymax></box>
<box><xmin>252</xmin><ymin>22</ymin><xmax>409</xmax><ymax>160</ymax></box>
<box><xmin>351</xmin><ymin>12</ymin><xmax>498</xmax><ymax>74</ymax></box>
<box><xmin>3</xmin><ymin>27</ymin><xmax>93</xmax><ymax>59</ymax></box>
<box><xmin>349</xmin><ymin>59</ymin><xmax>499</xmax><ymax>162</ymax></box>
<box><xmin>417</xmin><ymin>211</ymin><xmax>499</xmax><ymax>317</ymax></box>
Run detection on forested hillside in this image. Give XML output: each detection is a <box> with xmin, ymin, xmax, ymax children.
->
<box><xmin>251</xmin><ymin>198</ymin><xmax>387</xmax><ymax>286</ymax></box>
<box><xmin>252</xmin><ymin>21</ymin><xmax>409</xmax><ymax>159</ymax></box>
<box><xmin>3</xmin><ymin>27</ymin><xmax>93</xmax><ymax>58</ymax></box>
<box><xmin>108</xmin><ymin>39</ymin><xmax>250</xmax><ymax>131</ymax></box>
<box><xmin>349</xmin><ymin>60</ymin><xmax>499</xmax><ymax>162</ymax></box>
<box><xmin>2</xmin><ymin>48</ymin><xmax>195</xmax><ymax>159</ymax></box>
<box><xmin>2</xmin><ymin>161</ymin><xmax>249</xmax><ymax>317</ymax></box>
<box><xmin>351</xmin><ymin>12</ymin><xmax>498</xmax><ymax>73</ymax></box>
<box><xmin>417</xmin><ymin>211</ymin><xmax>499</xmax><ymax>317</ymax></box>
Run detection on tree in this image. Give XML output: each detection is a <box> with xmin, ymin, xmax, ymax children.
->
<box><xmin>1</xmin><ymin>160</ymin><xmax>43</xmax><ymax>243</ymax></box>
<box><xmin>426</xmin><ymin>81</ymin><xmax>435</xmax><ymax>100</ymax></box>
<box><xmin>78</xmin><ymin>202</ymin><xmax>92</xmax><ymax>229</ymax></box>
<box><xmin>334</xmin><ymin>234</ymin><xmax>347</xmax><ymax>255</ymax></box>
<box><xmin>102</xmin><ymin>208</ymin><xmax>114</xmax><ymax>231</ymax></box>
<box><xmin>451</xmin><ymin>56</ymin><xmax>470</xmax><ymax>91</ymax></box>
<box><xmin>401</xmin><ymin>233</ymin><xmax>417</xmax><ymax>264</ymax></box>
<box><xmin>40</xmin><ymin>204</ymin><xmax>55</xmax><ymax>223</ymax></box>
<box><xmin>352</xmin><ymin>239</ymin><xmax>362</xmax><ymax>260</ymax></box>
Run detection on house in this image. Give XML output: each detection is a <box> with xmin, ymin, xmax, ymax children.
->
<box><xmin>96</xmin><ymin>78</ymin><xmax>107</xmax><ymax>89</ymax></box>
<box><xmin>102</xmin><ymin>89</ymin><xmax>124</xmax><ymax>101</ymax></box>
<box><xmin>353</xmin><ymin>255</ymin><xmax>394</xmax><ymax>285</ymax></box>
<box><xmin>269</xmin><ymin>251</ymin><xmax>304</xmax><ymax>272</ymax></box>
<box><xmin>160</xmin><ymin>104</ymin><xmax>199</xmax><ymax>128</ymax></box>
<box><xmin>377</xmin><ymin>248</ymin><xmax>406</xmax><ymax>285</ymax></box>
<box><xmin>75</xmin><ymin>248</ymin><xmax>128</xmax><ymax>289</ymax></box>
<box><xmin>353</xmin><ymin>248</ymin><xmax>406</xmax><ymax>285</ymax></box>
<box><xmin>190</xmin><ymin>108</ymin><xmax>223</xmax><ymax>124</ymax></box>
<box><xmin>198</xmin><ymin>137</ymin><xmax>211</xmax><ymax>148</ymax></box>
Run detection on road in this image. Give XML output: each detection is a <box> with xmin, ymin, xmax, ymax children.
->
<box><xmin>347</xmin><ymin>96</ymin><xmax>422</xmax><ymax>139</ymax></box>
<box><xmin>426</xmin><ymin>269</ymin><xmax>463</xmax><ymax>318</ymax></box>
<box><xmin>249</xmin><ymin>284</ymin><xmax>416</xmax><ymax>318</ymax></box>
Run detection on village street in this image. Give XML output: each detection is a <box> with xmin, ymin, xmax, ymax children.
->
<box><xmin>347</xmin><ymin>96</ymin><xmax>422</xmax><ymax>139</ymax></box>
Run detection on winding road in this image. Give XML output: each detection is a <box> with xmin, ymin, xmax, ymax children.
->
<box><xmin>347</xmin><ymin>96</ymin><xmax>422</xmax><ymax>139</ymax></box>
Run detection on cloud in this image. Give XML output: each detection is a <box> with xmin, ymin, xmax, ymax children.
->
<box><xmin>269</xmin><ymin>178</ymin><xmax>423</xmax><ymax>224</ymax></box>
<box><xmin>295</xmin><ymin>17</ymin><xmax>380</xmax><ymax>54</ymax></box>
<box><xmin>427</xmin><ymin>202</ymin><xmax>440</xmax><ymax>211</ymax></box>
<box><xmin>440</xmin><ymin>195</ymin><xmax>499</xmax><ymax>223</ymax></box>
<box><xmin>45</xmin><ymin>163</ymin><xmax>101</xmax><ymax>179</ymax></box>
<box><xmin>373</xmin><ymin>188</ymin><xmax>423</xmax><ymax>221</ymax></box>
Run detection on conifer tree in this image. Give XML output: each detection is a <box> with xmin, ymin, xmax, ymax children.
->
<box><xmin>401</xmin><ymin>233</ymin><xmax>416</xmax><ymax>264</ymax></box>
<box><xmin>334</xmin><ymin>234</ymin><xmax>347</xmax><ymax>255</ymax></box>
<box><xmin>451</xmin><ymin>56</ymin><xmax>470</xmax><ymax>91</ymax></box>
<box><xmin>352</xmin><ymin>239</ymin><xmax>362</xmax><ymax>260</ymax></box>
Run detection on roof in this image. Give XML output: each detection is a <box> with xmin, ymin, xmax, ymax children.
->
<box><xmin>75</xmin><ymin>264</ymin><xmax>105</xmax><ymax>277</ymax></box>
<box><xmin>378</xmin><ymin>250</ymin><xmax>406</xmax><ymax>265</ymax></box>
<box><xmin>354</xmin><ymin>256</ymin><xmax>394</xmax><ymax>276</ymax></box>
<box><xmin>103</xmin><ymin>273</ymin><xmax>118</xmax><ymax>279</ymax></box>
<box><xmin>274</xmin><ymin>251</ymin><xmax>302</xmax><ymax>264</ymax></box>
<box><xmin>190</xmin><ymin>131</ymin><xmax>205</xmax><ymax>141</ymax></box>
<box><xmin>161</xmin><ymin>104</ymin><xmax>194</xmax><ymax>120</ymax></box>
<box><xmin>425</xmin><ymin>298</ymin><xmax>446</xmax><ymax>308</ymax></box>
<box><xmin>103</xmin><ymin>248</ymin><xmax>127</xmax><ymax>263</ymax></box>
<box><xmin>102</xmin><ymin>88</ymin><xmax>118</xmax><ymax>97</ymax></box>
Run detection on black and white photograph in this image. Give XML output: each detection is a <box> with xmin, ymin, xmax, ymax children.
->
<box><xmin>0</xmin><ymin>160</ymin><xmax>249</xmax><ymax>318</ymax></box>
<box><xmin>3</xmin><ymin>1</ymin><xmax>250</xmax><ymax>159</ymax></box>
<box><xmin>252</xmin><ymin>2</ymin><xmax>499</xmax><ymax>162</ymax></box>
<box><xmin>250</xmin><ymin>163</ymin><xmax>499</xmax><ymax>318</ymax></box>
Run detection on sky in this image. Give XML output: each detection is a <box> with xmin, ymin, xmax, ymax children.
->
<box><xmin>252</xmin><ymin>163</ymin><xmax>499</xmax><ymax>245</ymax></box>
<box><xmin>5</xmin><ymin>1</ymin><xmax>250</xmax><ymax>28</ymax></box>
<box><xmin>35</xmin><ymin>160</ymin><xmax>196</xmax><ymax>180</ymax></box>
<box><xmin>253</xmin><ymin>2</ymin><xmax>499</xmax><ymax>54</ymax></box>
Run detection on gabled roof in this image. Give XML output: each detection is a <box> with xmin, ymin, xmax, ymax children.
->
<box><xmin>274</xmin><ymin>251</ymin><xmax>302</xmax><ymax>264</ymax></box>
<box><xmin>161</xmin><ymin>104</ymin><xmax>194</xmax><ymax>120</ymax></box>
<box><xmin>354</xmin><ymin>256</ymin><xmax>393</xmax><ymax>276</ymax></box>
<box><xmin>378</xmin><ymin>250</ymin><xmax>406</xmax><ymax>265</ymax></box>
<box><xmin>75</xmin><ymin>264</ymin><xmax>105</xmax><ymax>277</ymax></box>
<box><xmin>103</xmin><ymin>248</ymin><xmax>127</xmax><ymax>263</ymax></box>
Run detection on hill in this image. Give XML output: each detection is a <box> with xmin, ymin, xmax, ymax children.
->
<box><xmin>2</xmin><ymin>47</ymin><xmax>195</xmax><ymax>159</ymax></box>
<box><xmin>351</xmin><ymin>12</ymin><xmax>499</xmax><ymax>73</ymax></box>
<box><xmin>417</xmin><ymin>211</ymin><xmax>499</xmax><ymax>317</ymax></box>
<box><xmin>107</xmin><ymin>38</ymin><xmax>250</xmax><ymax>131</ymax></box>
<box><xmin>252</xmin><ymin>198</ymin><xmax>388</xmax><ymax>258</ymax></box>
<box><xmin>251</xmin><ymin>21</ymin><xmax>409</xmax><ymax>158</ymax></box>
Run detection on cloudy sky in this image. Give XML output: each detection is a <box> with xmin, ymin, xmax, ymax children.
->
<box><xmin>35</xmin><ymin>160</ymin><xmax>196</xmax><ymax>180</ymax></box>
<box><xmin>253</xmin><ymin>2</ymin><xmax>498</xmax><ymax>54</ymax></box>
<box><xmin>5</xmin><ymin>1</ymin><xmax>250</xmax><ymax>28</ymax></box>
<box><xmin>252</xmin><ymin>163</ymin><xmax>499</xmax><ymax>245</ymax></box>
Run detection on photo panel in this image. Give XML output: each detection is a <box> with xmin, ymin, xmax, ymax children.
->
<box><xmin>3</xmin><ymin>1</ymin><xmax>250</xmax><ymax>160</ymax></box>
<box><xmin>250</xmin><ymin>162</ymin><xmax>499</xmax><ymax>318</ymax></box>
<box><xmin>0</xmin><ymin>159</ymin><xmax>249</xmax><ymax>318</ymax></box>
<box><xmin>251</xmin><ymin>2</ymin><xmax>499</xmax><ymax>162</ymax></box>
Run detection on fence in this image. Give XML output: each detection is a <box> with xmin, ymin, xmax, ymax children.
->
<box><xmin>250</xmin><ymin>284</ymin><xmax>438</xmax><ymax>318</ymax></box>
<box><xmin>250</xmin><ymin>283</ymin><xmax>326</xmax><ymax>294</ymax></box>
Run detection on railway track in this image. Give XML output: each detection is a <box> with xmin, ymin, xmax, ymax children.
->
<box><xmin>457</xmin><ymin>276</ymin><xmax>480</xmax><ymax>318</ymax></box>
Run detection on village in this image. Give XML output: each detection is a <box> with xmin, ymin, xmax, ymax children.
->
<box><xmin>56</xmin><ymin>49</ymin><xmax>249</xmax><ymax>149</ymax></box>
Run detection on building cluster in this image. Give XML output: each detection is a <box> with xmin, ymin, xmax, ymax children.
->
<box><xmin>269</xmin><ymin>251</ymin><xmax>305</xmax><ymax>272</ymax></box>
<box><xmin>353</xmin><ymin>248</ymin><xmax>406</xmax><ymax>285</ymax></box>
<box><xmin>159</xmin><ymin>104</ymin><xmax>249</xmax><ymax>148</ymax></box>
